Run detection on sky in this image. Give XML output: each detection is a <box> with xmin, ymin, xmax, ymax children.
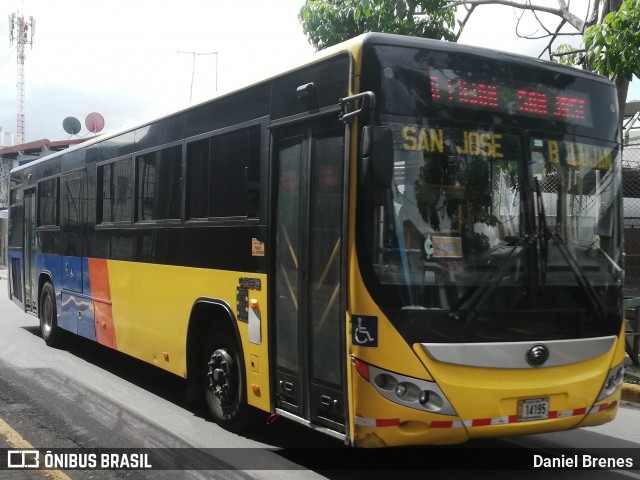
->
<box><xmin>0</xmin><ymin>0</ymin><xmax>638</xmax><ymax>142</ymax></box>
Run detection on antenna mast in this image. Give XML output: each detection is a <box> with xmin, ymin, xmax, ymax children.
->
<box><xmin>8</xmin><ymin>7</ymin><xmax>35</xmax><ymax>143</ymax></box>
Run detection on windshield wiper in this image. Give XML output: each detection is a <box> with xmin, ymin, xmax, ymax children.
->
<box><xmin>534</xmin><ymin>179</ymin><xmax>606</xmax><ymax>318</ymax></box>
<box><xmin>451</xmin><ymin>179</ymin><xmax>542</xmax><ymax>320</ymax></box>
<box><xmin>451</xmin><ymin>178</ymin><xmax>607</xmax><ymax>322</ymax></box>
<box><xmin>550</xmin><ymin>232</ymin><xmax>606</xmax><ymax>317</ymax></box>
<box><xmin>450</xmin><ymin>236</ymin><xmax>533</xmax><ymax>321</ymax></box>
<box><xmin>534</xmin><ymin>178</ymin><xmax>550</xmax><ymax>286</ymax></box>
<box><xmin>586</xmin><ymin>241</ymin><xmax>623</xmax><ymax>279</ymax></box>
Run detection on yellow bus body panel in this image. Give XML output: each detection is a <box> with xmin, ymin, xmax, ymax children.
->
<box><xmin>346</xmin><ymin>249</ymin><xmax>624</xmax><ymax>446</ymax></box>
<box><xmin>348</xmin><ymin>333</ymin><xmax>622</xmax><ymax>447</ymax></box>
<box><xmin>105</xmin><ymin>260</ymin><xmax>271</xmax><ymax>413</ymax></box>
<box><xmin>413</xmin><ymin>338</ymin><xmax>621</xmax><ymax>440</ymax></box>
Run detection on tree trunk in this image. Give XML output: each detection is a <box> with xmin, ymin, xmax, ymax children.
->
<box><xmin>603</xmin><ymin>0</ymin><xmax>624</xmax><ymax>18</ymax></box>
<box><xmin>606</xmin><ymin>0</ymin><xmax>627</xmax><ymax>133</ymax></box>
<box><xmin>617</xmin><ymin>77</ymin><xmax>630</xmax><ymax>140</ymax></box>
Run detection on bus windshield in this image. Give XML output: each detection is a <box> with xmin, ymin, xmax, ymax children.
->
<box><xmin>359</xmin><ymin>122</ymin><xmax>622</xmax><ymax>342</ymax></box>
<box><xmin>358</xmin><ymin>44</ymin><xmax>623</xmax><ymax>343</ymax></box>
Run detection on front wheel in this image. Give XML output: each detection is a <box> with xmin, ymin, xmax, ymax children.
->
<box><xmin>40</xmin><ymin>282</ymin><xmax>62</xmax><ymax>347</ymax></box>
<box><xmin>204</xmin><ymin>328</ymin><xmax>254</xmax><ymax>432</ymax></box>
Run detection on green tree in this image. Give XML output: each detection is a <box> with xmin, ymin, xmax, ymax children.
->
<box><xmin>582</xmin><ymin>0</ymin><xmax>640</xmax><ymax>114</ymax></box>
<box><xmin>299</xmin><ymin>0</ymin><xmax>460</xmax><ymax>51</ymax></box>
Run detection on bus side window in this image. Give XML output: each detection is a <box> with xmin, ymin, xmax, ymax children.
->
<box><xmin>186</xmin><ymin>124</ymin><xmax>261</xmax><ymax>221</ymax></box>
<box><xmin>186</xmin><ymin>139</ymin><xmax>210</xmax><ymax>220</ymax></box>
<box><xmin>136</xmin><ymin>145</ymin><xmax>182</xmax><ymax>222</ymax></box>
<box><xmin>38</xmin><ymin>177</ymin><xmax>59</xmax><ymax>227</ymax></box>
<box><xmin>210</xmin><ymin>125</ymin><xmax>261</xmax><ymax>219</ymax></box>
<box><xmin>98</xmin><ymin>158</ymin><xmax>133</xmax><ymax>224</ymax></box>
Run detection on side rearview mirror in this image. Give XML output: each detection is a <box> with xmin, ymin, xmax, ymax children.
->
<box><xmin>361</xmin><ymin>126</ymin><xmax>394</xmax><ymax>188</ymax></box>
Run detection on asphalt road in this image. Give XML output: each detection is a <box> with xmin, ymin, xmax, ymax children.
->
<box><xmin>1</xmin><ymin>276</ymin><xmax>639</xmax><ymax>480</ymax></box>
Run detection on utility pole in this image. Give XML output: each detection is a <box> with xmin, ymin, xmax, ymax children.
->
<box><xmin>8</xmin><ymin>9</ymin><xmax>35</xmax><ymax>143</ymax></box>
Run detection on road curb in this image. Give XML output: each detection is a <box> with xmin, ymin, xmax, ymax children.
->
<box><xmin>621</xmin><ymin>382</ymin><xmax>640</xmax><ymax>404</ymax></box>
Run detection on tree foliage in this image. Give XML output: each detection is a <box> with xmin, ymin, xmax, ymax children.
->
<box><xmin>445</xmin><ymin>0</ymin><xmax>638</xmax><ymax>120</ymax></box>
<box><xmin>553</xmin><ymin>0</ymin><xmax>640</xmax><ymax>116</ymax></box>
<box><xmin>299</xmin><ymin>0</ymin><xmax>458</xmax><ymax>51</ymax></box>
<box><xmin>584</xmin><ymin>0</ymin><xmax>640</xmax><ymax>83</ymax></box>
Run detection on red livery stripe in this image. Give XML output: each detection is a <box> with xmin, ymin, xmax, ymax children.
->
<box><xmin>471</xmin><ymin>418</ymin><xmax>492</xmax><ymax>427</ymax></box>
<box><xmin>357</xmin><ymin>403</ymin><xmax>610</xmax><ymax>430</ymax></box>
<box><xmin>376</xmin><ymin>418</ymin><xmax>401</xmax><ymax>427</ymax></box>
<box><xmin>431</xmin><ymin>420</ymin><xmax>454</xmax><ymax>428</ymax></box>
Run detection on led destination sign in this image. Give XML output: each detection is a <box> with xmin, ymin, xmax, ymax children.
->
<box><xmin>428</xmin><ymin>70</ymin><xmax>592</xmax><ymax>127</ymax></box>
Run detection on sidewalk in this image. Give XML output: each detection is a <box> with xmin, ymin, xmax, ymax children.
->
<box><xmin>0</xmin><ymin>266</ymin><xmax>6</xmax><ymax>280</ymax></box>
<box><xmin>622</xmin><ymin>365</ymin><xmax>640</xmax><ymax>404</ymax></box>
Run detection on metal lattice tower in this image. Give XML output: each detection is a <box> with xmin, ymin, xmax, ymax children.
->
<box><xmin>8</xmin><ymin>10</ymin><xmax>35</xmax><ymax>143</ymax></box>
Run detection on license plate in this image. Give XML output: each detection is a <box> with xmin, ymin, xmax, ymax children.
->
<box><xmin>517</xmin><ymin>397</ymin><xmax>549</xmax><ymax>421</ymax></box>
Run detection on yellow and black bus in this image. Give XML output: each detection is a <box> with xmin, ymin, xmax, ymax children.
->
<box><xmin>7</xmin><ymin>33</ymin><xmax>625</xmax><ymax>447</ymax></box>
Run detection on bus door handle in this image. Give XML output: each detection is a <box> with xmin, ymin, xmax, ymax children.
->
<box><xmin>320</xmin><ymin>395</ymin><xmax>332</xmax><ymax>407</ymax></box>
<box><xmin>280</xmin><ymin>381</ymin><xmax>294</xmax><ymax>394</ymax></box>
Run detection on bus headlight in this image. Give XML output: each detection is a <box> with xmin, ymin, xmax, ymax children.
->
<box><xmin>596</xmin><ymin>361</ymin><xmax>625</xmax><ymax>402</ymax></box>
<box><xmin>395</xmin><ymin>383</ymin><xmax>408</xmax><ymax>398</ymax></box>
<box><xmin>353</xmin><ymin>358</ymin><xmax>458</xmax><ymax>416</ymax></box>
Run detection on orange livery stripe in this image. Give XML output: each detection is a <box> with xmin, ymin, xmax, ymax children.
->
<box><xmin>88</xmin><ymin>258</ymin><xmax>117</xmax><ymax>349</ymax></box>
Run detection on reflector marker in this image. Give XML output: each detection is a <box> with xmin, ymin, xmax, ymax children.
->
<box><xmin>430</xmin><ymin>420</ymin><xmax>464</xmax><ymax>429</ymax></box>
<box><xmin>590</xmin><ymin>403</ymin><xmax>610</xmax><ymax>413</ymax></box>
<box><xmin>355</xmin><ymin>416</ymin><xmax>401</xmax><ymax>427</ymax></box>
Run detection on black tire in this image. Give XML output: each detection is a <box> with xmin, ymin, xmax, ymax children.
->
<box><xmin>39</xmin><ymin>282</ymin><xmax>62</xmax><ymax>347</ymax></box>
<box><xmin>203</xmin><ymin>327</ymin><xmax>254</xmax><ymax>432</ymax></box>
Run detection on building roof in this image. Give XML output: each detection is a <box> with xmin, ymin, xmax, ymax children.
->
<box><xmin>0</xmin><ymin>138</ymin><xmax>86</xmax><ymax>159</ymax></box>
<box><xmin>625</xmin><ymin>100</ymin><xmax>640</xmax><ymax>118</ymax></box>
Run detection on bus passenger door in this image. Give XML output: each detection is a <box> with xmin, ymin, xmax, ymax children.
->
<box><xmin>60</xmin><ymin>171</ymin><xmax>90</xmax><ymax>336</ymax></box>
<box><xmin>24</xmin><ymin>189</ymin><xmax>37</xmax><ymax>313</ymax></box>
<box><xmin>272</xmin><ymin>117</ymin><xmax>347</xmax><ymax>433</ymax></box>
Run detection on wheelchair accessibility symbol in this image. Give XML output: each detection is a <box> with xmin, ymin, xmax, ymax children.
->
<box><xmin>352</xmin><ymin>316</ymin><xmax>378</xmax><ymax>347</ymax></box>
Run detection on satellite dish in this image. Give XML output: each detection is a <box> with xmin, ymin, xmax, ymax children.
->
<box><xmin>62</xmin><ymin>116</ymin><xmax>81</xmax><ymax>135</ymax></box>
<box><xmin>85</xmin><ymin>112</ymin><xmax>105</xmax><ymax>134</ymax></box>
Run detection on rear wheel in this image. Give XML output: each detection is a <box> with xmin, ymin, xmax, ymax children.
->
<box><xmin>40</xmin><ymin>282</ymin><xmax>62</xmax><ymax>347</ymax></box>
<box><xmin>204</xmin><ymin>328</ymin><xmax>253</xmax><ymax>432</ymax></box>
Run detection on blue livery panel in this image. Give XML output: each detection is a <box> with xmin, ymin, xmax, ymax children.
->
<box><xmin>35</xmin><ymin>254</ymin><xmax>97</xmax><ymax>341</ymax></box>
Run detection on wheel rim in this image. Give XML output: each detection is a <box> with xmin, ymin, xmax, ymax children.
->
<box><xmin>207</xmin><ymin>348</ymin><xmax>238</xmax><ymax>406</ymax></box>
<box><xmin>42</xmin><ymin>294</ymin><xmax>53</xmax><ymax>334</ymax></box>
